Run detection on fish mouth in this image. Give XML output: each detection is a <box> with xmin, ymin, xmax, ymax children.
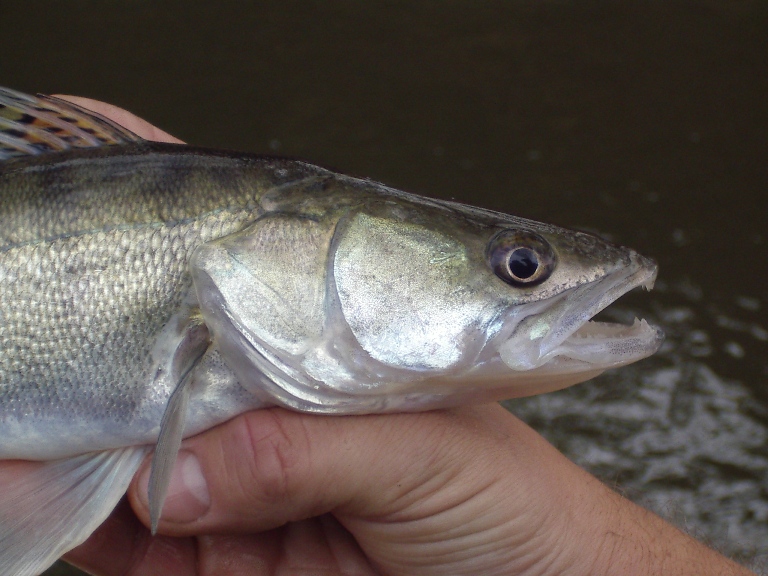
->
<box><xmin>495</xmin><ymin>251</ymin><xmax>663</xmax><ymax>375</ymax></box>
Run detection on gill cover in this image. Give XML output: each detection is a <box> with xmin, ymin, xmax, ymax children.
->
<box><xmin>332</xmin><ymin>207</ymin><xmax>501</xmax><ymax>372</ymax></box>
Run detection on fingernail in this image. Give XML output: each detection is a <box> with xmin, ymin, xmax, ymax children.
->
<box><xmin>139</xmin><ymin>450</ymin><xmax>211</xmax><ymax>523</ymax></box>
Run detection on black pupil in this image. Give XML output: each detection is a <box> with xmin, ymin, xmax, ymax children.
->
<box><xmin>508</xmin><ymin>248</ymin><xmax>539</xmax><ymax>280</ymax></box>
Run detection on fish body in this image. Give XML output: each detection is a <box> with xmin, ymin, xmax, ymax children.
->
<box><xmin>0</xmin><ymin>88</ymin><xmax>663</xmax><ymax>574</ymax></box>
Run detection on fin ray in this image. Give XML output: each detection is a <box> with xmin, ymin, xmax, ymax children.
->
<box><xmin>0</xmin><ymin>447</ymin><xmax>147</xmax><ymax>576</ymax></box>
<box><xmin>0</xmin><ymin>87</ymin><xmax>143</xmax><ymax>160</ymax></box>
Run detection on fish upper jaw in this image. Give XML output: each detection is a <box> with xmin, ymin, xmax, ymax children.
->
<box><xmin>496</xmin><ymin>251</ymin><xmax>663</xmax><ymax>373</ymax></box>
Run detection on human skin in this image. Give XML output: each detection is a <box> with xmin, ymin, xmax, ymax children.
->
<box><xmin>52</xmin><ymin>96</ymin><xmax>755</xmax><ymax>576</ymax></box>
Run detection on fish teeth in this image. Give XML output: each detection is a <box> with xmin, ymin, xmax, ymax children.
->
<box><xmin>643</xmin><ymin>278</ymin><xmax>656</xmax><ymax>291</ymax></box>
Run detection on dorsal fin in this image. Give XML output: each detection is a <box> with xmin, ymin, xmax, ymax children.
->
<box><xmin>0</xmin><ymin>87</ymin><xmax>143</xmax><ymax>161</ymax></box>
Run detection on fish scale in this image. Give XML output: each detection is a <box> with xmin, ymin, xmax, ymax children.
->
<box><xmin>0</xmin><ymin>145</ymin><xmax>306</xmax><ymax>244</ymax></box>
<box><xmin>0</xmin><ymin>87</ymin><xmax>662</xmax><ymax>575</ymax></box>
<box><xmin>0</xmin><ymin>148</ymin><xmax>313</xmax><ymax>454</ymax></box>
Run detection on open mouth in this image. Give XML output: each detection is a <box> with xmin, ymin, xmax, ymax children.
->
<box><xmin>496</xmin><ymin>253</ymin><xmax>663</xmax><ymax>374</ymax></box>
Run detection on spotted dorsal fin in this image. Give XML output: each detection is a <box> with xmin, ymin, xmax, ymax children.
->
<box><xmin>0</xmin><ymin>87</ymin><xmax>143</xmax><ymax>160</ymax></box>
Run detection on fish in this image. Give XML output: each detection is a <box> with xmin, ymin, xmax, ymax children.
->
<box><xmin>0</xmin><ymin>86</ymin><xmax>663</xmax><ymax>575</ymax></box>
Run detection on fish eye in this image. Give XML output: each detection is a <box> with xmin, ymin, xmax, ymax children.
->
<box><xmin>487</xmin><ymin>229</ymin><xmax>556</xmax><ymax>287</ymax></box>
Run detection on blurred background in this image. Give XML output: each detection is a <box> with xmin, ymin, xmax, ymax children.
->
<box><xmin>0</xmin><ymin>1</ymin><xmax>766</xmax><ymax>573</ymax></box>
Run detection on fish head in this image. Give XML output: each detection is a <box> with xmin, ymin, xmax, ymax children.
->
<box><xmin>191</xmin><ymin>180</ymin><xmax>663</xmax><ymax>413</ymax></box>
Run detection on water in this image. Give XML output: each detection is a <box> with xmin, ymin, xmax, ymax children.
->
<box><xmin>0</xmin><ymin>1</ymin><xmax>765</xmax><ymax>573</ymax></box>
<box><xmin>509</xmin><ymin>279</ymin><xmax>768</xmax><ymax>566</ymax></box>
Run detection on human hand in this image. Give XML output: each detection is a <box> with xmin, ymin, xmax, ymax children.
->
<box><xmin>55</xmin><ymin>97</ymin><xmax>753</xmax><ymax>576</ymax></box>
<box><xmin>64</xmin><ymin>403</ymin><xmax>754</xmax><ymax>576</ymax></box>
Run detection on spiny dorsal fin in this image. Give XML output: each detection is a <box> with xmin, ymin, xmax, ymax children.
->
<box><xmin>0</xmin><ymin>87</ymin><xmax>143</xmax><ymax>161</ymax></box>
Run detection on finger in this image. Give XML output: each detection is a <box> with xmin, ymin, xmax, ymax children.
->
<box><xmin>51</xmin><ymin>95</ymin><xmax>185</xmax><ymax>144</ymax></box>
<box><xmin>196</xmin><ymin>517</ymin><xmax>377</xmax><ymax>575</ymax></box>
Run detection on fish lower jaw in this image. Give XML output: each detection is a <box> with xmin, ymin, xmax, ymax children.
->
<box><xmin>500</xmin><ymin>316</ymin><xmax>663</xmax><ymax>372</ymax></box>
<box><xmin>555</xmin><ymin>317</ymin><xmax>663</xmax><ymax>364</ymax></box>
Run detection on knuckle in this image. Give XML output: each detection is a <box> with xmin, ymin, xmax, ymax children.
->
<box><xmin>228</xmin><ymin>409</ymin><xmax>310</xmax><ymax>507</ymax></box>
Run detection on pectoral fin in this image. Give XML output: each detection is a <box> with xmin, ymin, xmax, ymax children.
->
<box><xmin>148</xmin><ymin>316</ymin><xmax>210</xmax><ymax>533</ymax></box>
<box><xmin>147</xmin><ymin>368</ymin><xmax>195</xmax><ymax>534</ymax></box>
<box><xmin>0</xmin><ymin>447</ymin><xmax>147</xmax><ymax>576</ymax></box>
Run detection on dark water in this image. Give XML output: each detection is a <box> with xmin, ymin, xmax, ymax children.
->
<box><xmin>0</xmin><ymin>1</ymin><xmax>766</xmax><ymax>573</ymax></box>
